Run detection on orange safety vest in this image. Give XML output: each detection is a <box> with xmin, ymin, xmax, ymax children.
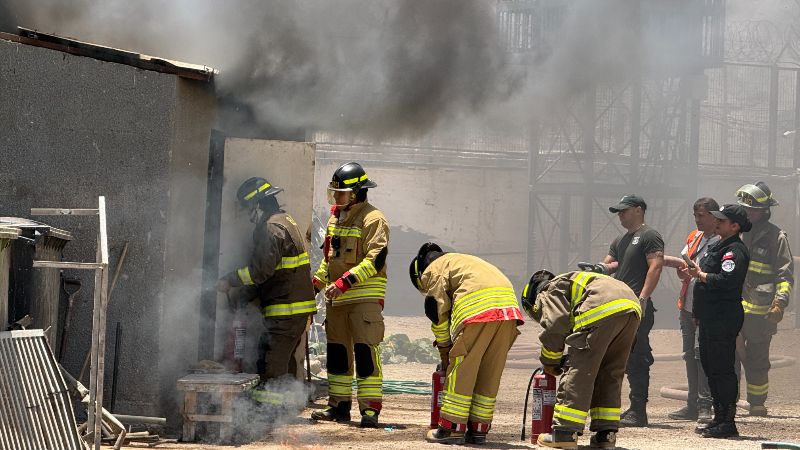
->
<box><xmin>677</xmin><ymin>230</ymin><xmax>705</xmax><ymax>310</ymax></box>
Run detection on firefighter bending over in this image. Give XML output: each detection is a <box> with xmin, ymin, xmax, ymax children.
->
<box><xmin>522</xmin><ymin>270</ymin><xmax>641</xmax><ymax>449</ymax></box>
<box><xmin>217</xmin><ymin>177</ymin><xmax>316</xmax><ymax>405</ymax></box>
<box><xmin>410</xmin><ymin>243</ymin><xmax>523</xmax><ymax>445</ymax></box>
<box><xmin>310</xmin><ymin>162</ymin><xmax>389</xmax><ymax>428</ymax></box>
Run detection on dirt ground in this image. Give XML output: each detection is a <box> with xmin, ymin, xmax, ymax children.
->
<box><xmin>152</xmin><ymin>316</ymin><xmax>800</xmax><ymax>450</ymax></box>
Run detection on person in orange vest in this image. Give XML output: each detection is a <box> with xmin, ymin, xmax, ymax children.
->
<box><xmin>662</xmin><ymin>198</ymin><xmax>720</xmax><ymax>423</ymax></box>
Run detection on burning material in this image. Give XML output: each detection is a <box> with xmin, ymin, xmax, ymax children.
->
<box><xmin>0</xmin><ymin>329</ymin><xmax>85</xmax><ymax>450</ymax></box>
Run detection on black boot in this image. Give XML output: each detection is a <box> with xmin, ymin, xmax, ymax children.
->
<box><xmin>701</xmin><ymin>404</ymin><xmax>738</xmax><ymax>438</ymax></box>
<box><xmin>310</xmin><ymin>401</ymin><xmax>351</xmax><ymax>422</ymax></box>
<box><xmin>695</xmin><ymin>401</ymin><xmax>721</xmax><ymax>434</ymax></box>
<box><xmin>619</xmin><ymin>407</ymin><xmax>648</xmax><ymax>427</ymax></box>
<box><xmin>668</xmin><ymin>405</ymin><xmax>698</xmax><ymax>420</ymax></box>
<box><xmin>359</xmin><ymin>409</ymin><xmax>379</xmax><ymax>428</ymax></box>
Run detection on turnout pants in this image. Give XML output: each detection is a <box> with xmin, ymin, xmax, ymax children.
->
<box><xmin>440</xmin><ymin>320</ymin><xmax>519</xmax><ymax>433</ymax></box>
<box><xmin>324</xmin><ymin>302</ymin><xmax>385</xmax><ymax>412</ymax></box>
<box><xmin>553</xmin><ymin>312</ymin><xmax>640</xmax><ymax>433</ymax></box>
<box><xmin>679</xmin><ymin>309</ymin><xmax>712</xmax><ymax>410</ymax></box>
<box><xmin>736</xmin><ymin>314</ymin><xmax>775</xmax><ymax>406</ymax></box>
<box><xmin>626</xmin><ymin>298</ymin><xmax>655</xmax><ymax>410</ymax></box>
<box><xmin>699</xmin><ymin>307</ymin><xmax>744</xmax><ymax>408</ymax></box>
<box><xmin>259</xmin><ymin>315</ymin><xmax>309</xmax><ymax>381</ymax></box>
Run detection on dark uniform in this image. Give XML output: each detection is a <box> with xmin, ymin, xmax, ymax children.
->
<box><xmin>607</xmin><ymin>224</ymin><xmax>663</xmax><ymax>415</ymax></box>
<box><xmin>224</xmin><ymin>211</ymin><xmax>316</xmax><ymax>388</ymax></box>
<box><xmin>693</xmin><ymin>204</ymin><xmax>751</xmax><ymax>438</ymax></box>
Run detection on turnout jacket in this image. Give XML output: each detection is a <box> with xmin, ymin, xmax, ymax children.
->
<box><xmin>225</xmin><ymin>212</ymin><xmax>316</xmax><ymax>317</ymax></box>
<box><xmin>419</xmin><ymin>253</ymin><xmax>524</xmax><ymax>347</ymax></box>
<box><xmin>313</xmin><ymin>201</ymin><xmax>389</xmax><ymax>307</ymax></box>
<box><xmin>692</xmin><ymin>234</ymin><xmax>750</xmax><ymax>320</ymax></box>
<box><xmin>533</xmin><ymin>271</ymin><xmax>641</xmax><ymax>366</ymax></box>
<box><xmin>741</xmin><ymin>220</ymin><xmax>794</xmax><ymax>315</ymax></box>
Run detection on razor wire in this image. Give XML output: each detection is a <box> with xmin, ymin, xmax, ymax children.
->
<box><xmin>726</xmin><ymin>20</ymin><xmax>800</xmax><ymax>66</ymax></box>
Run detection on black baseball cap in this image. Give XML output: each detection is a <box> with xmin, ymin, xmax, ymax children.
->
<box><xmin>710</xmin><ymin>204</ymin><xmax>753</xmax><ymax>232</ymax></box>
<box><xmin>609</xmin><ymin>195</ymin><xmax>647</xmax><ymax>213</ymax></box>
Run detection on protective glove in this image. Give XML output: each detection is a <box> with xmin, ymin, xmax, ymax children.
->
<box><xmin>577</xmin><ymin>262</ymin><xmax>607</xmax><ymax>274</ymax></box>
<box><xmin>437</xmin><ymin>345</ymin><xmax>452</xmax><ymax>373</ymax></box>
<box><xmin>542</xmin><ymin>364</ymin><xmax>563</xmax><ymax>377</ymax></box>
<box><xmin>766</xmin><ymin>303</ymin><xmax>784</xmax><ymax>324</ymax></box>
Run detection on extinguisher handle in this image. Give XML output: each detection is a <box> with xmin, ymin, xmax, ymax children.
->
<box><xmin>521</xmin><ymin>367</ymin><xmax>543</xmax><ymax>441</ymax></box>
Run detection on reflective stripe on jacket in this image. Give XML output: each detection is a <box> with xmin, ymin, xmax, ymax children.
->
<box><xmin>419</xmin><ymin>253</ymin><xmax>523</xmax><ymax>347</ymax></box>
<box><xmin>226</xmin><ymin>212</ymin><xmax>316</xmax><ymax>318</ymax></box>
<box><xmin>741</xmin><ymin>220</ymin><xmax>794</xmax><ymax>314</ymax></box>
<box><xmin>535</xmin><ymin>271</ymin><xmax>641</xmax><ymax>366</ymax></box>
<box><xmin>313</xmin><ymin>201</ymin><xmax>389</xmax><ymax>306</ymax></box>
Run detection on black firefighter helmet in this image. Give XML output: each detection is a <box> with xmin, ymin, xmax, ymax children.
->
<box><xmin>328</xmin><ymin>162</ymin><xmax>377</xmax><ymax>204</ymax></box>
<box><xmin>736</xmin><ymin>182</ymin><xmax>779</xmax><ymax>209</ymax></box>
<box><xmin>236</xmin><ymin>177</ymin><xmax>284</xmax><ymax>208</ymax></box>
<box><xmin>409</xmin><ymin>242</ymin><xmax>444</xmax><ymax>291</ymax></box>
<box><xmin>521</xmin><ymin>270</ymin><xmax>555</xmax><ymax>320</ymax></box>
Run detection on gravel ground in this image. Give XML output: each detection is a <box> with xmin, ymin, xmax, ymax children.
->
<box><xmin>147</xmin><ymin>316</ymin><xmax>800</xmax><ymax>450</ymax></box>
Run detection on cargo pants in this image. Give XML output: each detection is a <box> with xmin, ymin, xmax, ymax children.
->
<box><xmin>324</xmin><ymin>302</ymin><xmax>385</xmax><ymax>413</ymax></box>
<box><xmin>553</xmin><ymin>312</ymin><xmax>640</xmax><ymax>433</ymax></box>
<box><xmin>735</xmin><ymin>314</ymin><xmax>776</xmax><ymax>406</ymax></box>
<box><xmin>440</xmin><ymin>320</ymin><xmax>519</xmax><ymax>433</ymax></box>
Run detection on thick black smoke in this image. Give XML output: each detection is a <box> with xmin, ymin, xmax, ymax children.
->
<box><xmin>0</xmin><ymin>0</ymin><xmax>517</xmax><ymax>139</ymax></box>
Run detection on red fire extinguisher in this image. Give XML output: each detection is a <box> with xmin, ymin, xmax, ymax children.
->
<box><xmin>521</xmin><ymin>367</ymin><xmax>556</xmax><ymax>443</ymax></box>
<box><xmin>224</xmin><ymin>293</ymin><xmax>246</xmax><ymax>373</ymax></box>
<box><xmin>430</xmin><ymin>364</ymin><xmax>446</xmax><ymax>428</ymax></box>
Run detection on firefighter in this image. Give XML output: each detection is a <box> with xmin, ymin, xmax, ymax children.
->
<box><xmin>521</xmin><ymin>270</ymin><xmax>641</xmax><ymax>449</ymax></box>
<box><xmin>688</xmin><ymin>204</ymin><xmax>751</xmax><ymax>438</ymax></box>
<box><xmin>216</xmin><ymin>177</ymin><xmax>317</xmax><ymax>405</ymax></box>
<box><xmin>735</xmin><ymin>182</ymin><xmax>794</xmax><ymax>416</ymax></box>
<box><xmin>409</xmin><ymin>243</ymin><xmax>524</xmax><ymax>445</ymax></box>
<box><xmin>310</xmin><ymin>162</ymin><xmax>389</xmax><ymax>428</ymax></box>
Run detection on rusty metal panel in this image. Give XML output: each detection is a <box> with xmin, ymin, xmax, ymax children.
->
<box><xmin>0</xmin><ymin>330</ymin><xmax>85</xmax><ymax>450</ymax></box>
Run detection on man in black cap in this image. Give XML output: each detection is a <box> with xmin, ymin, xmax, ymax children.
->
<box><xmin>687</xmin><ymin>204</ymin><xmax>751</xmax><ymax>438</ymax></box>
<box><xmin>579</xmin><ymin>195</ymin><xmax>664</xmax><ymax>427</ymax></box>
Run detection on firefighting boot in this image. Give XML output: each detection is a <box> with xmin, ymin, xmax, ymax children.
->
<box><xmin>310</xmin><ymin>401</ymin><xmax>351</xmax><ymax>422</ymax></box>
<box><xmin>695</xmin><ymin>401</ymin><xmax>722</xmax><ymax>434</ymax></box>
<box><xmin>701</xmin><ymin>404</ymin><xmax>738</xmax><ymax>439</ymax></box>
<box><xmin>668</xmin><ymin>405</ymin><xmax>698</xmax><ymax>421</ymax></box>
<box><xmin>425</xmin><ymin>426</ymin><xmax>466</xmax><ymax>445</ymax></box>
<box><xmin>589</xmin><ymin>430</ymin><xmax>617</xmax><ymax>449</ymax></box>
<box><xmin>359</xmin><ymin>409</ymin><xmax>379</xmax><ymax>428</ymax></box>
<box><xmin>748</xmin><ymin>405</ymin><xmax>768</xmax><ymax>417</ymax></box>
<box><xmin>537</xmin><ymin>429</ymin><xmax>579</xmax><ymax>450</ymax></box>
<box><xmin>465</xmin><ymin>422</ymin><xmax>488</xmax><ymax>445</ymax></box>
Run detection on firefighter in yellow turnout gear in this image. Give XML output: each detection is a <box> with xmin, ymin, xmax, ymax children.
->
<box><xmin>521</xmin><ymin>270</ymin><xmax>642</xmax><ymax>450</ymax></box>
<box><xmin>216</xmin><ymin>177</ymin><xmax>316</xmax><ymax>406</ymax></box>
<box><xmin>311</xmin><ymin>162</ymin><xmax>389</xmax><ymax>428</ymax></box>
<box><xmin>410</xmin><ymin>243</ymin><xmax>523</xmax><ymax>446</ymax></box>
<box><xmin>735</xmin><ymin>182</ymin><xmax>794</xmax><ymax>416</ymax></box>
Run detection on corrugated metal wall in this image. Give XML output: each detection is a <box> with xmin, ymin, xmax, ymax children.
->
<box><xmin>0</xmin><ymin>330</ymin><xmax>84</xmax><ymax>450</ymax></box>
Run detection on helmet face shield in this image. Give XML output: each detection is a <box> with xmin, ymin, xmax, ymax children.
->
<box><xmin>327</xmin><ymin>186</ymin><xmax>355</xmax><ymax>206</ymax></box>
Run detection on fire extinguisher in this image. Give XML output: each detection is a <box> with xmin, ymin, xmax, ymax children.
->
<box><xmin>224</xmin><ymin>293</ymin><xmax>246</xmax><ymax>373</ymax></box>
<box><xmin>430</xmin><ymin>363</ymin><xmax>446</xmax><ymax>428</ymax></box>
<box><xmin>521</xmin><ymin>367</ymin><xmax>556</xmax><ymax>443</ymax></box>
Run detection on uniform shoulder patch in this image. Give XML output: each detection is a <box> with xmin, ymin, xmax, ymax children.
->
<box><xmin>722</xmin><ymin>251</ymin><xmax>735</xmax><ymax>260</ymax></box>
<box><xmin>722</xmin><ymin>259</ymin><xmax>736</xmax><ymax>272</ymax></box>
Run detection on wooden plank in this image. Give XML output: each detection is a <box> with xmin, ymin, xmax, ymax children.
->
<box><xmin>182</xmin><ymin>392</ymin><xmax>197</xmax><ymax>442</ymax></box>
<box><xmin>32</xmin><ymin>261</ymin><xmax>105</xmax><ymax>270</ymax></box>
<box><xmin>185</xmin><ymin>414</ymin><xmax>232</xmax><ymax>423</ymax></box>
<box><xmin>30</xmin><ymin>208</ymin><xmax>99</xmax><ymax>216</ymax></box>
<box><xmin>177</xmin><ymin>384</ymin><xmax>252</xmax><ymax>393</ymax></box>
<box><xmin>219</xmin><ymin>393</ymin><xmax>234</xmax><ymax>442</ymax></box>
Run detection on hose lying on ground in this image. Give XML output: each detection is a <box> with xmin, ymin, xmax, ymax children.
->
<box><xmin>659</xmin><ymin>355</ymin><xmax>796</xmax><ymax>411</ymax></box>
<box><xmin>311</xmin><ymin>373</ymin><xmax>431</xmax><ymax>395</ymax></box>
